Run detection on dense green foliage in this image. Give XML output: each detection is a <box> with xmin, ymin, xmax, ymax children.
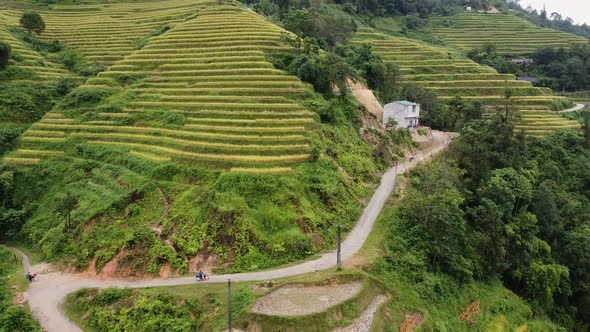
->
<box><xmin>246</xmin><ymin>0</ymin><xmax>357</xmax><ymax>48</ymax></box>
<box><xmin>66</xmin><ymin>285</ymin><xmax>254</xmax><ymax>331</ymax></box>
<box><xmin>532</xmin><ymin>45</ymin><xmax>590</xmax><ymax>92</ymax></box>
<box><xmin>375</xmin><ymin>115</ymin><xmax>590</xmax><ymax>329</ymax></box>
<box><xmin>0</xmin><ymin>42</ymin><xmax>10</xmax><ymax>70</ymax></box>
<box><xmin>467</xmin><ymin>43</ymin><xmax>521</xmax><ymax>74</ymax></box>
<box><xmin>269</xmin><ymin>41</ymin><xmax>399</xmax><ymax>102</ymax></box>
<box><xmin>0</xmin><ymin>247</ymin><xmax>41</xmax><ymax>332</ymax></box>
<box><xmin>19</xmin><ymin>12</ymin><xmax>45</xmax><ymax>35</ymax></box>
<box><xmin>468</xmin><ymin>43</ymin><xmax>590</xmax><ymax>92</ymax></box>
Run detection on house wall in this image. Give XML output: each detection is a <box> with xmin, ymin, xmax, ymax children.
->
<box><xmin>383</xmin><ymin>103</ymin><xmax>406</xmax><ymax>128</ymax></box>
<box><xmin>383</xmin><ymin>102</ymin><xmax>421</xmax><ymax>128</ymax></box>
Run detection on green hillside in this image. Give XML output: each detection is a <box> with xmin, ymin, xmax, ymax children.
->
<box><xmin>428</xmin><ymin>11</ymin><xmax>588</xmax><ymax>55</ymax></box>
<box><xmin>354</xmin><ymin>28</ymin><xmax>580</xmax><ymax>136</ymax></box>
<box><xmin>0</xmin><ymin>0</ymin><xmax>400</xmax><ymax>277</ymax></box>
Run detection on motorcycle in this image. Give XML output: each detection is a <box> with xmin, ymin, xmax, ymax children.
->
<box><xmin>196</xmin><ymin>275</ymin><xmax>209</xmax><ymax>281</ymax></box>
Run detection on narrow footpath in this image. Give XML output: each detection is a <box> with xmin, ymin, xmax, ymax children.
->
<box><xmin>14</xmin><ymin>133</ymin><xmax>453</xmax><ymax>332</ymax></box>
<box><xmin>559</xmin><ymin>103</ymin><xmax>585</xmax><ymax>113</ymax></box>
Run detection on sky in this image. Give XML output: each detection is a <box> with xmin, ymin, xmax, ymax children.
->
<box><xmin>521</xmin><ymin>0</ymin><xmax>590</xmax><ymax>25</ymax></box>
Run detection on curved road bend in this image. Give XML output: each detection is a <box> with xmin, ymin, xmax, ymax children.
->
<box><xmin>13</xmin><ymin>133</ymin><xmax>452</xmax><ymax>332</ymax></box>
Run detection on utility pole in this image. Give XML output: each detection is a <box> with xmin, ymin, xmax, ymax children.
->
<box><xmin>337</xmin><ymin>224</ymin><xmax>342</xmax><ymax>270</ymax></box>
<box><xmin>227</xmin><ymin>279</ymin><xmax>232</xmax><ymax>332</ymax></box>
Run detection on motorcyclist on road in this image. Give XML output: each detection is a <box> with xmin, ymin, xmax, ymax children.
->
<box><xmin>197</xmin><ymin>270</ymin><xmax>205</xmax><ymax>280</ymax></box>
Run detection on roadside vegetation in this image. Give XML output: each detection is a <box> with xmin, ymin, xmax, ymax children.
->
<box><xmin>373</xmin><ymin>113</ymin><xmax>590</xmax><ymax>329</ymax></box>
<box><xmin>0</xmin><ymin>246</ymin><xmax>40</xmax><ymax>332</ymax></box>
<box><xmin>0</xmin><ymin>1</ymin><xmax>412</xmax><ymax>276</ymax></box>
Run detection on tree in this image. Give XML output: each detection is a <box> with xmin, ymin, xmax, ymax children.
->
<box><xmin>532</xmin><ymin>182</ymin><xmax>560</xmax><ymax>243</ymax></box>
<box><xmin>525</xmin><ymin>262</ymin><xmax>570</xmax><ymax>309</ymax></box>
<box><xmin>20</xmin><ymin>11</ymin><xmax>46</xmax><ymax>35</ymax></box>
<box><xmin>0</xmin><ymin>42</ymin><xmax>10</xmax><ymax>70</ymax></box>
<box><xmin>57</xmin><ymin>192</ymin><xmax>78</xmax><ymax>232</ymax></box>
<box><xmin>582</xmin><ymin>109</ymin><xmax>590</xmax><ymax>148</ymax></box>
<box><xmin>397</xmin><ymin>185</ymin><xmax>474</xmax><ymax>281</ymax></box>
<box><xmin>447</xmin><ymin>96</ymin><xmax>465</xmax><ymax>130</ymax></box>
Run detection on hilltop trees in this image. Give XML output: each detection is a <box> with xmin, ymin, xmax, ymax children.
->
<box><xmin>0</xmin><ymin>42</ymin><xmax>10</xmax><ymax>70</ymax></box>
<box><xmin>20</xmin><ymin>11</ymin><xmax>45</xmax><ymax>35</ymax></box>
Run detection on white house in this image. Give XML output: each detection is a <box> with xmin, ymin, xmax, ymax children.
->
<box><xmin>383</xmin><ymin>101</ymin><xmax>420</xmax><ymax>129</ymax></box>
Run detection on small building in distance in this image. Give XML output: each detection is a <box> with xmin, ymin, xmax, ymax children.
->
<box><xmin>511</xmin><ymin>58</ymin><xmax>533</xmax><ymax>64</ymax></box>
<box><xmin>383</xmin><ymin>101</ymin><xmax>420</xmax><ymax>129</ymax></box>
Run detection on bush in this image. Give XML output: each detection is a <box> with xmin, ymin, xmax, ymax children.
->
<box><xmin>0</xmin><ymin>42</ymin><xmax>10</xmax><ymax>70</ymax></box>
<box><xmin>59</xmin><ymin>49</ymin><xmax>105</xmax><ymax>76</ymax></box>
<box><xmin>0</xmin><ymin>82</ymin><xmax>54</xmax><ymax>122</ymax></box>
<box><xmin>55</xmin><ymin>78</ymin><xmax>78</xmax><ymax>96</ymax></box>
<box><xmin>61</xmin><ymin>87</ymin><xmax>115</xmax><ymax>108</ymax></box>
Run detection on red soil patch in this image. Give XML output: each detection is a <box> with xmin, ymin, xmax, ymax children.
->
<box><xmin>82</xmin><ymin>214</ymin><xmax>102</xmax><ymax>233</ymax></box>
<box><xmin>460</xmin><ymin>300</ymin><xmax>481</xmax><ymax>327</ymax></box>
<box><xmin>189</xmin><ymin>252</ymin><xmax>221</xmax><ymax>274</ymax></box>
<box><xmin>159</xmin><ymin>263</ymin><xmax>171</xmax><ymax>279</ymax></box>
<box><xmin>400</xmin><ymin>311</ymin><xmax>424</xmax><ymax>332</ymax></box>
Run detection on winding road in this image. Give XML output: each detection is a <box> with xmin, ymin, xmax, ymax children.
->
<box><xmin>12</xmin><ymin>132</ymin><xmax>453</xmax><ymax>332</ymax></box>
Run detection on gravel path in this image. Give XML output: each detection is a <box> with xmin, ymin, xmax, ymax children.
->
<box><xmin>12</xmin><ymin>133</ymin><xmax>452</xmax><ymax>332</ymax></box>
<box><xmin>333</xmin><ymin>295</ymin><xmax>388</xmax><ymax>332</ymax></box>
<box><xmin>251</xmin><ymin>282</ymin><xmax>363</xmax><ymax>316</ymax></box>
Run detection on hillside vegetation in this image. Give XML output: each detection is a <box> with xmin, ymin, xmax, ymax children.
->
<box><xmin>353</xmin><ymin>28</ymin><xmax>580</xmax><ymax>136</ymax></box>
<box><xmin>428</xmin><ymin>12</ymin><xmax>588</xmax><ymax>55</ymax></box>
<box><xmin>0</xmin><ymin>0</ymin><xmax>404</xmax><ymax>276</ymax></box>
<box><xmin>372</xmin><ymin>116</ymin><xmax>590</xmax><ymax>330</ymax></box>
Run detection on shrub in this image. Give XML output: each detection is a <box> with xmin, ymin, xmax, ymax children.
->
<box><xmin>61</xmin><ymin>87</ymin><xmax>115</xmax><ymax>109</ymax></box>
<box><xmin>55</xmin><ymin>78</ymin><xmax>78</xmax><ymax>96</ymax></box>
<box><xmin>59</xmin><ymin>49</ymin><xmax>85</xmax><ymax>72</ymax></box>
<box><xmin>0</xmin><ymin>42</ymin><xmax>10</xmax><ymax>70</ymax></box>
<box><xmin>0</xmin><ymin>82</ymin><xmax>54</xmax><ymax>122</ymax></box>
<box><xmin>20</xmin><ymin>11</ymin><xmax>45</xmax><ymax>35</ymax></box>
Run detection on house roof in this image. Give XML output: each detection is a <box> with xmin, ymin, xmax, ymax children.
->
<box><xmin>395</xmin><ymin>100</ymin><xmax>417</xmax><ymax>106</ymax></box>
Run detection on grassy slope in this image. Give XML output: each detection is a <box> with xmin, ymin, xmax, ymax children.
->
<box><xmin>0</xmin><ymin>0</ymin><xmax>397</xmax><ymax>276</ymax></box>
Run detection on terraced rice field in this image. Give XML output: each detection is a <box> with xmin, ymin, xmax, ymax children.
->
<box><xmin>0</xmin><ymin>14</ymin><xmax>71</xmax><ymax>80</ymax></box>
<box><xmin>428</xmin><ymin>12</ymin><xmax>588</xmax><ymax>55</ymax></box>
<box><xmin>5</xmin><ymin>2</ymin><xmax>317</xmax><ymax>171</ymax></box>
<box><xmin>354</xmin><ymin>28</ymin><xmax>579</xmax><ymax>135</ymax></box>
<box><xmin>0</xmin><ymin>0</ymin><xmax>213</xmax><ymax>66</ymax></box>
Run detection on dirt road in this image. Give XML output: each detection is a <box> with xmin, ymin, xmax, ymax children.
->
<box><xmin>14</xmin><ymin>133</ymin><xmax>453</xmax><ymax>332</ymax></box>
<box><xmin>559</xmin><ymin>103</ymin><xmax>585</xmax><ymax>113</ymax></box>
